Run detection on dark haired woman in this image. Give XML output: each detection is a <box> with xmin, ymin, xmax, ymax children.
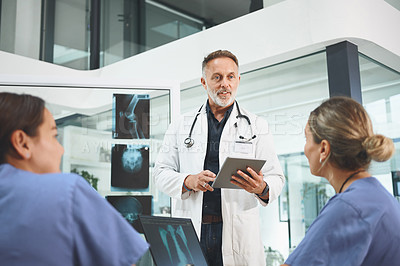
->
<box><xmin>0</xmin><ymin>92</ymin><xmax>148</xmax><ymax>265</ymax></box>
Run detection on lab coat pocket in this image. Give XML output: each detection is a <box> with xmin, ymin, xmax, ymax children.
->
<box><xmin>231</xmin><ymin>209</ymin><xmax>261</xmax><ymax>255</ymax></box>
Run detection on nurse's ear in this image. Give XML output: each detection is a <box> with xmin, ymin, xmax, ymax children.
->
<box><xmin>9</xmin><ymin>130</ymin><xmax>33</xmax><ymax>160</ymax></box>
<box><xmin>319</xmin><ymin>139</ymin><xmax>330</xmax><ymax>163</ymax></box>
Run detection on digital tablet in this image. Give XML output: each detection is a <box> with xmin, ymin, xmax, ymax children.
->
<box><xmin>211</xmin><ymin>157</ymin><xmax>266</xmax><ymax>189</ymax></box>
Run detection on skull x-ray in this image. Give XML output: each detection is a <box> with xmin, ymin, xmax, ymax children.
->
<box><xmin>113</xmin><ymin>94</ymin><xmax>150</xmax><ymax>139</ymax></box>
<box><xmin>111</xmin><ymin>144</ymin><xmax>149</xmax><ymax>189</ymax></box>
<box><xmin>106</xmin><ymin>195</ymin><xmax>152</xmax><ymax>233</ymax></box>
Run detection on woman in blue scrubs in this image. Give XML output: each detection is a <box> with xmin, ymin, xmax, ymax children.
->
<box><xmin>0</xmin><ymin>92</ymin><xmax>148</xmax><ymax>266</ymax></box>
<box><xmin>283</xmin><ymin>96</ymin><xmax>400</xmax><ymax>266</ymax></box>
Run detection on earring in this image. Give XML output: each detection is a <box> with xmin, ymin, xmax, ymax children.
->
<box><xmin>319</xmin><ymin>158</ymin><xmax>322</xmax><ymax>164</ymax></box>
<box><xmin>26</xmin><ymin>153</ymin><xmax>30</xmax><ymax>159</ymax></box>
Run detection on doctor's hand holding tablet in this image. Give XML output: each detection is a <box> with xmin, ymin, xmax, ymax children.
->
<box><xmin>231</xmin><ymin>166</ymin><xmax>268</xmax><ymax>195</ymax></box>
<box><xmin>183</xmin><ymin>157</ymin><xmax>269</xmax><ymax>198</ymax></box>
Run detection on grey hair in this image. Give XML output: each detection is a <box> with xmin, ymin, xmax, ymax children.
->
<box><xmin>202</xmin><ymin>50</ymin><xmax>239</xmax><ymax>78</ymax></box>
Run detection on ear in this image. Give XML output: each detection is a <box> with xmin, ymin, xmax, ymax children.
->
<box><xmin>200</xmin><ymin>77</ymin><xmax>207</xmax><ymax>91</ymax></box>
<box><xmin>9</xmin><ymin>130</ymin><xmax>32</xmax><ymax>160</ymax></box>
<box><xmin>319</xmin><ymin>139</ymin><xmax>330</xmax><ymax>162</ymax></box>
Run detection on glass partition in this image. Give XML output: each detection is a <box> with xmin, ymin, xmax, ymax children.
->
<box><xmin>360</xmin><ymin>54</ymin><xmax>400</xmax><ymax>201</ymax></box>
<box><xmin>101</xmin><ymin>0</ymin><xmax>204</xmax><ymax>67</ymax></box>
<box><xmin>0</xmin><ymin>85</ymin><xmax>172</xmax><ymax>218</ymax></box>
<box><xmin>278</xmin><ymin>153</ymin><xmax>335</xmax><ymax>251</ymax></box>
<box><xmin>1</xmin><ymin>0</ymin><xmax>277</xmax><ymax>69</ymax></box>
<box><xmin>153</xmin><ymin>0</ymin><xmax>263</xmax><ymax>25</ymax></box>
<box><xmin>53</xmin><ymin>0</ymin><xmax>90</xmax><ymax>69</ymax></box>
<box><xmin>252</xmin><ymin>52</ymin><xmax>330</xmax><ymax>258</ymax></box>
<box><xmin>0</xmin><ymin>0</ymin><xmax>41</xmax><ymax>59</ymax></box>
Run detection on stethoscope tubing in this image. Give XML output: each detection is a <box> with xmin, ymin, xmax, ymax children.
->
<box><xmin>184</xmin><ymin>101</ymin><xmax>255</xmax><ymax>148</ymax></box>
<box><xmin>184</xmin><ymin>105</ymin><xmax>203</xmax><ymax>148</ymax></box>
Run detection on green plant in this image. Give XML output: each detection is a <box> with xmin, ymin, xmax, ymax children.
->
<box><xmin>265</xmin><ymin>246</ymin><xmax>284</xmax><ymax>266</ymax></box>
<box><xmin>71</xmin><ymin>168</ymin><xmax>99</xmax><ymax>191</ymax></box>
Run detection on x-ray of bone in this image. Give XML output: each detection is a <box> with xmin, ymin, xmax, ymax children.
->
<box><xmin>139</xmin><ymin>216</ymin><xmax>207</xmax><ymax>266</ymax></box>
<box><xmin>159</xmin><ymin>225</ymin><xmax>195</xmax><ymax>265</ymax></box>
<box><xmin>111</xmin><ymin>144</ymin><xmax>149</xmax><ymax>189</ymax></box>
<box><xmin>106</xmin><ymin>195</ymin><xmax>152</xmax><ymax>233</ymax></box>
<box><xmin>113</xmin><ymin>94</ymin><xmax>150</xmax><ymax>139</ymax></box>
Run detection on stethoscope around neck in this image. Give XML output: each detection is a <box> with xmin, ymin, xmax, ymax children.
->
<box><xmin>184</xmin><ymin>101</ymin><xmax>256</xmax><ymax>148</ymax></box>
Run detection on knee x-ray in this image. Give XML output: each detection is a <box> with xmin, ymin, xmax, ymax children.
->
<box><xmin>113</xmin><ymin>94</ymin><xmax>150</xmax><ymax>139</ymax></box>
<box><xmin>111</xmin><ymin>144</ymin><xmax>149</xmax><ymax>189</ymax></box>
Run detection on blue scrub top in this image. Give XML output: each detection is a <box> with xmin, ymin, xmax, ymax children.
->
<box><xmin>0</xmin><ymin>164</ymin><xmax>149</xmax><ymax>266</ymax></box>
<box><xmin>285</xmin><ymin>177</ymin><xmax>400</xmax><ymax>266</ymax></box>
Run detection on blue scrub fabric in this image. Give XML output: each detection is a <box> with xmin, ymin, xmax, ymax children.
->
<box><xmin>285</xmin><ymin>177</ymin><xmax>400</xmax><ymax>266</ymax></box>
<box><xmin>0</xmin><ymin>164</ymin><xmax>149</xmax><ymax>266</ymax></box>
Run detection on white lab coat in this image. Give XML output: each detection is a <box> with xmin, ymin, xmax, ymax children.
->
<box><xmin>154</xmin><ymin>101</ymin><xmax>285</xmax><ymax>266</ymax></box>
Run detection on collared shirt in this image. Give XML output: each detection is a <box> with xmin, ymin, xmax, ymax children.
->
<box><xmin>202</xmin><ymin>101</ymin><xmax>234</xmax><ymax>217</ymax></box>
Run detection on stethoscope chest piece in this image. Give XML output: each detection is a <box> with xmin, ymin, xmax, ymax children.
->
<box><xmin>184</xmin><ymin>137</ymin><xmax>194</xmax><ymax>148</ymax></box>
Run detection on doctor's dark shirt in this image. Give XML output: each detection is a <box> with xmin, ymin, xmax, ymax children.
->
<box><xmin>202</xmin><ymin>101</ymin><xmax>234</xmax><ymax>217</ymax></box>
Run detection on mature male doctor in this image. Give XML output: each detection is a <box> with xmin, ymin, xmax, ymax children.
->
<box><xmin>154</xmin><ymin>50</ymin><xmax>285</xmax><ymax>266</ymax></box>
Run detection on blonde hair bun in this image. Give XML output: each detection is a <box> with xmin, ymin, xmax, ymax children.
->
<box><xmin>363</xmin><ymin>134</ymin><xmax>395</xmax><ymax>162</ymax></box>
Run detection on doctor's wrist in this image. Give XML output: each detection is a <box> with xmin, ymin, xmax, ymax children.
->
<box><xmin>183</xmin><ymin>176</ymin><xmax>192</xmax><ymax>192</ymax></box>
<box><xmin>256</xmin><ymin>182</ymin><xmax>269</xmax><ymax>198</ymax></box>
<box><xmin>183</xmin><ymin>182</ymin><xmax>192</xmax><ymax>192</ymax></box>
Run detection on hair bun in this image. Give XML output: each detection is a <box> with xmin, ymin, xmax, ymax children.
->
<box><xmin>363</xmin><ymin>134</ymin><xmax>395</xmax><ymax>162</ymax></box>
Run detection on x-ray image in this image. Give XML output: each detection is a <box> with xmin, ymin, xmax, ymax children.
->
<box><xmin>113</xmin><ymin>94</ymin><xmax>150</xmax><ymax>139</ymax></box>
<box><xmin>139</xmin><ymin>216</ymin><xmax>207</xmax><ymax>266</ymax></box>
<box><xmin>159</xmin><ymin>225</ymin><xmax>195</xmax><ymax>265</ymax></box>
<box><xmin>111</xmin><ymin>144</ymin><xmax>149</xmax><ymax>189</ymax></box>
<box><xmin>106</xmin><ymin>195</ymin><xmax>152</xmax><ymax>233</ymax></box>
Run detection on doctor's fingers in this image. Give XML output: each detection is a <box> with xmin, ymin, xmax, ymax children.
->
<box><xmin>236</xmin><ymin>170</ymin><xmax>263</xmax><ymax>190</ymax></box>
<box><xmin>199</xmin><ymin>182</ymin><xmax>214</xmax><ymax>192</ymax></box>
<box><xmin>196</xmin><ymin>175</ymin><xmax>215</xmax><ymax>186</ymax></box>
<box><xmin>244</xmin><ymin>167</ymin><xmax>264</xmax><ymax>183</ymax></box>
<box><xmin>196</xmin><ymin>171</ymin><xmax>216</xmax><ymax>184</ymax></box>
<box><xmin>243</xmin><ymin>169</ymin><xmax>266</xmax><ymax>194</ymax></box>
<box><xmin>230</xmin><ymin>175</ymin><xmax>248</xmax><ymax>190</ymax></box>
<box><xmin>193</xmin><ymin>180</ymin><xmax>213</xmax><ymax>192</ymax></box>
<box><xmin>200</xmin><ymin>170</ymin><xmax>216</xmax><ymax>178</ymax></box>
<box><xmin>232</xmin><ymin>175</ymin><xmax>259</xmax><ymax>194</ymax></box>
